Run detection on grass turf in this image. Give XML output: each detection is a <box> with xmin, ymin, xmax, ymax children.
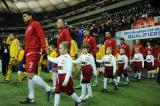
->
<box><xmin>0</xmin><ymin>72</ymin><xmax>160</xmax><ymax>106</ymax></box>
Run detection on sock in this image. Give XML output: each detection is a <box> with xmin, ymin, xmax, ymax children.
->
<box><xmin>151</xmin><ymin>73</ymin><xmax>154</xmax><ymax>78</ymax></box>
<box><xmin>137</xmin><ymin>72</ymin><xmax>141</xmax><ymax>79</ymax></box>
<box><xmin>54</xmin><ymin>94</ymin><xmax>60</xmax><ymax>106</ymax></box>
<box><xmin>125</xmin><ymin>77</ymin><xmax>129</xmax><ymax>83</ymax></box>
<box><xmin>80</xmin><ymin>84</ymin><xmax>86</xmax><ymax>98</ymax></box>
<box><xmin>86</xmin><ymin>83</ymin><xmax>93</xmax><ymax>97</ymax></box>
<box><xmin>50</xmin><ymin>72</ymin><xmax>53</xmax><ymax>80</ymax></box>
<box><xmin>93</xmin><ymin>75</ymin><xmax>98</xmax><ymax>85</ymax></box>
<box><xmin>53</xmin><ymin>72</ymin><xmax>58</xmax><ymax>86</ymax></box>
<box><xmin>18</xmin><ymin>71</ymin><xmax>22</xmax><ymax>82</ymax></box>
<box><xmin>6</xmin><ymin>68</ymin><xmax>12</xmax><ymax>81</ymax></box>
<box><xmin>38</xmin><ymin>66</ymin><xmax>41</xmax><ymax>77</ymax></box>
<box><xmin>32</xmin><ymin>75</ymin><xmax>51</xmax><ymax>91</ymax></box>
<box><xmin>28</xmin><ymin>79</ymin><xmax>34</xmax><ymax>99</ymax></box>
<box><xmin>113</xmin><ymin>78</ymin><xmax>118</xmax><ymax>86</ymax></box>
<box><xmin>70</xmin><ymin>92</ymin><xmax>81</xmax><ymax>103</ymax></box>
<box><xmin>117</xmin><ymin>76</ymin><xmax>121</xmax><ymax>84</ymax></box>
<box><xmin>147</xmin><ymin>72</ymin><xmax>150</xmax><ymax>78</ymax></box>
<box><xmin>134</xmin><ymin>72</ymin><xmax>138</xmax><ymax>78</ymax></box>
<box><xmin>104</xmin><ymin>78</ymin><xmax>108</xmax><ymax>89</ymax></box>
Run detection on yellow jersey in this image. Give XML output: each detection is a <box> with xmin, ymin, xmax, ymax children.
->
<box><xmin>50</xmin><ymin>48</ymin><xmax>58</xmax><ymax>58</ymax></box>
<box><xmin>18</xmin><ymin>50</ymin><xmax>25</xmax><ymax>62</ymax></box>
<box><xmin>70</xmin><ymin>40</ymin><xmax>78</xmax><ymax>57</ymax></box>
<box><xmin>10</xmin><ymin>38</ymin><xmax>20</xmax><ymax>58</ymax></box>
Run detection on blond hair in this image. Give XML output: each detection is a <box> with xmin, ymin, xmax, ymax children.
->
<box><xmin>60</xmin><ymin>41</ymin><xmax>69</xmax><ymax>51</ymax></box>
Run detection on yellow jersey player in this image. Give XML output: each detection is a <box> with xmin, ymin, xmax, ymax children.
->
<box><xmin>3</xmin><ymin>34</ymin><xmax>20</xmax><ymax>83</ymax></box>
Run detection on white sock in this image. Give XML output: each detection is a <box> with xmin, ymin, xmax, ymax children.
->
<box><xmin>138</xmin><ymin>72</ymin><xmax>141</xmax><ymax>79</ymax></box>
<box><xmin>125</xmin><ymin>77</ymin><xmax>129</xmax><ymax>83</ymax></box>
<box><xmin>18</xmin><ymin>71</ymin><xmax>22</xmax><ymax>75</ymax></box>
<box><xmin>54</xmin><ymin>94</ymin><xmax>60</xmax><ymax>106</ymax></box>
<box><xmin>113</xmin><ymin>78</ymin><xmax>118</xmax><ymax>86</ymax></box>
<box><xmin>147</xmin><ymin>73</ymin><xmax>150</xmax><ymax>78</ymax></box>
<box><xmin>117</xmin><ymin>76</ymin><xmax>121</xmax><ymax>84</ymax></box>
<box><xmin>94</xmin><ymin>75</ymin><xmax>98</xmax><ymax>83</ymax></box>
<box><xmin>151</xmin><ymin>73</ymin><xmax>154</xmax><ymax>78</ymax></box>
<box><xmin>86</xmin><ymin>83</ymin><xmax>93</xmax><ymax>97</ymax></box>
<box><xmin>121</xmin><ymin>74</ymin><xmax>124</xmax><ymax>78</ymax></box>
<box><xmin>53</xmin><ymin>72</ymin><xmax>58</xmax><ymax>86</ymax></box>
<box><xmin>32</xmin><ymin>75</ymin><xmax>51</xmax><ymax>91</ymax></box>
<box><xmin>104</xmin><ymin>78</ymin><xmax>108</xmax><ymax>89</ymax></box>
<box><xmin>28</xmin><ymin>79</ymin><xmax>34</xmax><ymax>99</ymax></box>
<box><xmin>80</xmin><ymin>84</ymin><xmax>86</xmax><ymax>98</ymax></box>
<box><xmin>134</xmin><ymin>72</ymin><xmax>138</xmax><ymax>78</ymax></box>
<box><xmin>70</xmin><ymin>92</ymin><xmax>81</xmax><ymax>103</ymax></box>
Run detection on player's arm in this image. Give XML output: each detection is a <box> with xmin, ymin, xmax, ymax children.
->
<box><xmin>124</xmin><ymin>56</ymin><xmax>128</xmax><ymax>70</ymax></box>
<box><xmin>90</xmin><ymin>54</ymin><xmax>97</xmax><ymax>76</ymax></box>
<box><xmin>62</xmin><ymin>57</ymin><xmax>72</xmax><ymax>86</ymax></box>
<box><xmin>112</xmin><ymin>57</ymin><xmax>117</xmax><ymax>75</ymax></box>
<box><xmin>33</xmin><ymin>22</ymin><xmax>46</xmax><ymax>52</ymax></box>
<box><xmin>47</xmin><ymin>55</ymin><xmax>59</xmax><ymax>63</ymax></box>
<box><xmin>72</xmin><ymin>55</ymin><xmax>82</xmax><ymax>64</ymax></box>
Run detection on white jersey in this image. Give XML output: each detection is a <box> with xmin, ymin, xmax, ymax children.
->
<box><xmin>132</xmin><ymin>53</ymin><xmax>144</xmax><ymax>67</ymax></box>
<box><xmin>145</xmin><ymin>54</ymin><xmax>154</xmax><ymax>66</ymax></box>
<box><xmin>48</xmin><ymin>54</ymin><xmax>72</xmax><ymax>75</ymax></box>
<box><xmin>73</xmin><ymin>53</ymin><xmax>96</xmax><ymax>74</ymax></box>
<box><xmin>117</xmin><ymin>54</ymin><xmax>128</xmax><ymax>69</ymax></box>
<box><xmin>97</xmin><ymin>54</ymin><xmax>116</xmax><ymax>74</ymax></box>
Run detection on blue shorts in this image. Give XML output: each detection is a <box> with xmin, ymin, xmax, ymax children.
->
<box><xmin>96</xmin><ymin>62</ymin><xmax>101</xmax><ymax>68</ymax></box>
<box><xmin>18</xmin><ymin>61</ymin><xmax>24</xmax><ymax>72</ymax></box>
<box><xmin>49</xmin><ymin>62</ymin><xmax>54</xmax><ymax>71</ymax></box>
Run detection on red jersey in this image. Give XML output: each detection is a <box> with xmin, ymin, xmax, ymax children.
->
<box><xmin>104</xmin><ymin>38</ymin><xmax>117</xmax><ymax>56</ymax></box>
<box><xmin>83</xmin><ymin>35</ymin><xmax>97</xmax><ymax>56</ymax></box>
<box><xmin>118</xmin><ymin>43</ymin><xmax>130</xmax><ymax>58</ymax></box>
<box><xmin>131</xmin><ymin>43</ymin><xmax>144</xmax><ymax>57</ymax></box>
<box><xmin>57</xmin><ymin>27</ymin><xmax>71</xmax><ymax>49</ymax></box>
<box><xmin>25</xmin><ymin>19</ymin><xmax>46</xmax><ymax>54</ymax></box>
<box><xmin>154</xmin><ymin>47</ymin><xmax>160</xmax><ymax>59</ymax></box>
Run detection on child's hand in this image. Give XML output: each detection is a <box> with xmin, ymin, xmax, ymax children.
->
<box><xmin>93</xmin><ymin>70</ymin><xmax>97</xmax><ymax>76</ymax></box>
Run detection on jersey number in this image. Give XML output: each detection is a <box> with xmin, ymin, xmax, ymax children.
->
<box><xmin>29</xmin><ymin>62</ymin><xmax>33</xmax><ymax>69</ymax></box>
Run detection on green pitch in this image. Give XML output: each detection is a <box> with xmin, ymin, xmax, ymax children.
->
<box><xmin>0</xmin><ymin>72</ymin><xmax>160</xmax><ymax>106</ymax></box>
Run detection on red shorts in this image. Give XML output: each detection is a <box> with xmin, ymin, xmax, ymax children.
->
<box><xmin>145</xmin><ymin>62</ymin><xmax>153</xmax><ymax>71</ymax></box>
<box><xmin>26</xmin><ymin>53</ymin><xmax>40</xmax><ymax>73</ymax></box>
<box><xmin>55</xmin><ymin>74</ymin><xmax>74</xmax><ymax>94</ymax></box>
<box><xmin>132</xmin><ymin>61</ymin><xmax>142</xmax><ymax>71</ymax></box>
<box><xmin>81</xmin><ymin>65</ymin><xmax>93</xmax><ymax>82</ymax></box>
<box><xmin>118</xmin><ymin>63</ymin><xmax>128</xmax><ymax>76</ymax></box>
<box><xmin>104</xmin><ymin>66</ymin><xmax>113</xmax><ymax>78</ymax></box>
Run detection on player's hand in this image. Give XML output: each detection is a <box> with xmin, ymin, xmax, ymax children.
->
<box><xmin>62</xmin><ymin>81</ymin><xmax>68</xmax><ymax>87</ymax></box>
<box><xmin>23</xmin><ymin>64</ymin><xmax>26</xmax><ymax>68</ymax></box>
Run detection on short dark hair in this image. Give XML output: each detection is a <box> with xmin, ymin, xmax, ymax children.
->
<box><xmin>120</xmin><ymin>37</ymin><xmax>125</xmax><ymax>41</ymax></box>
